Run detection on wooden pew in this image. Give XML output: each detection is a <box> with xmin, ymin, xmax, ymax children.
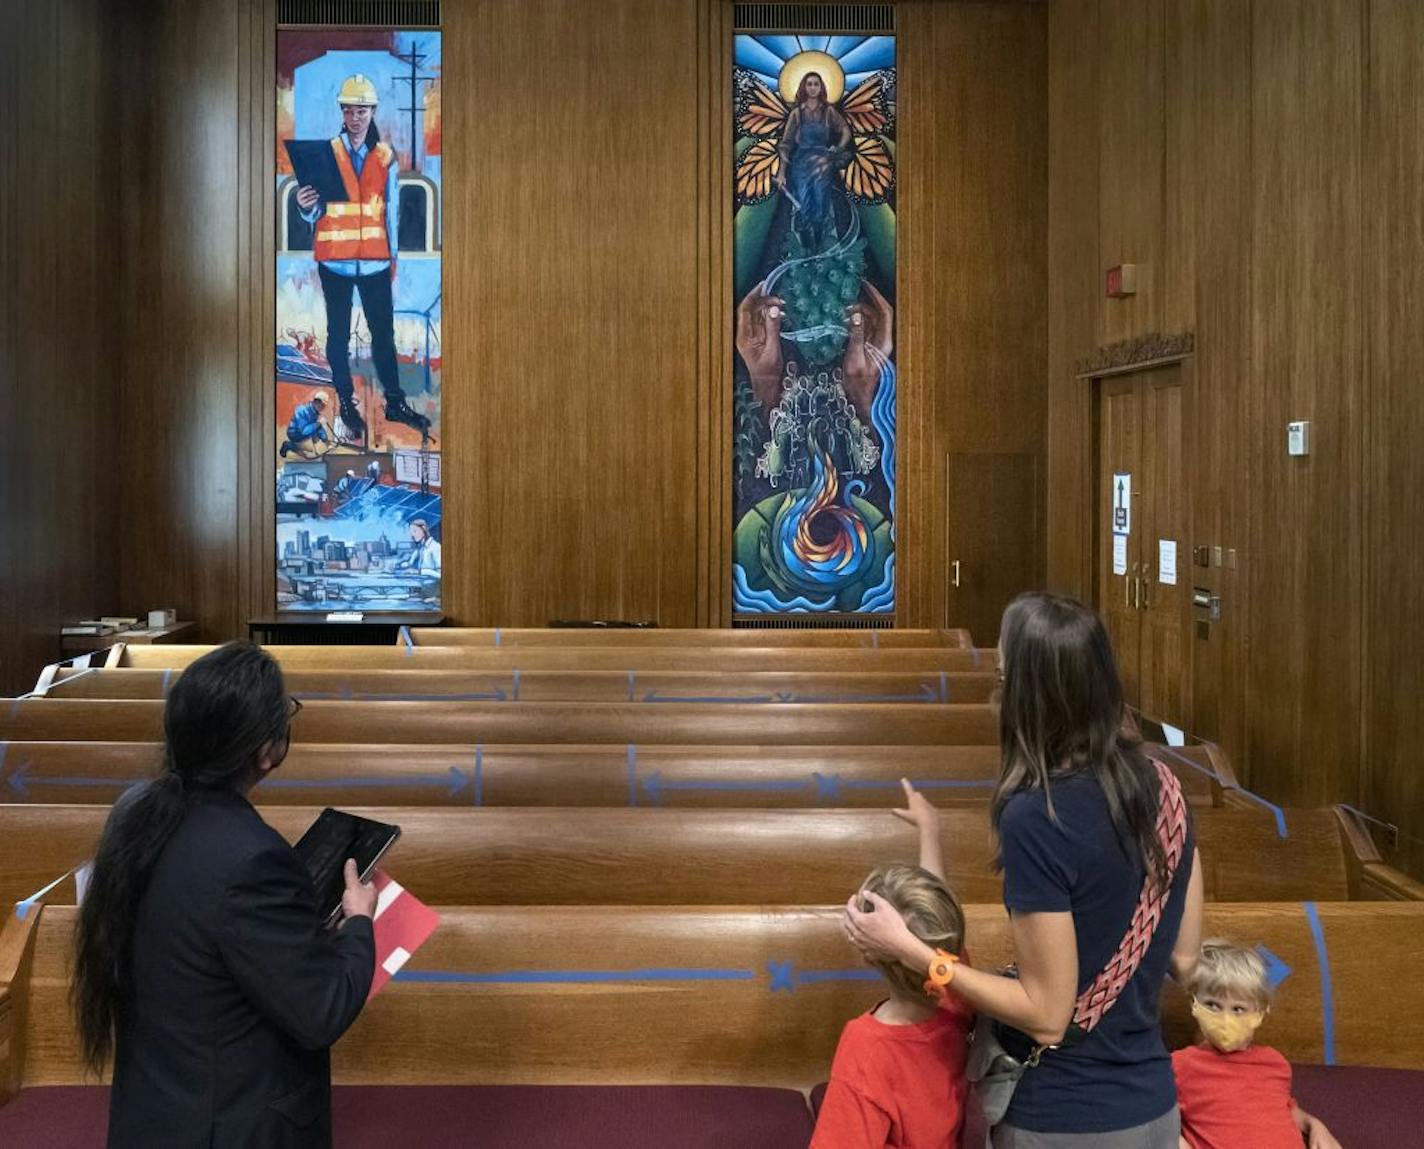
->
<box><xmin>0</xmin><ymin>742</ymin><xmax>1226</xmax><ymax>808</ymax></box>
<box><xmin>0</xmin><ymin>804</ymin><xmax>1370</xmax><ymax>911</ymax></box>
<box><xmin>38</xmin><ymin>667</ymin><xmax>999</xmax><ymax>705</ymax></box>
<box><xmin>109</xmin><ymin>644</ymin><xmax>992</xmax><ymax>673</ymax></box>
<box><xmin>404</xmin><ymin>627</ymin><xmax>975</xmax><ymax>649</ymax></box>
<box><xmin>0</xmin><ymin>700</ymin><xmax>1002</xmax><ymax>747</ymax></box>
<box><xmin>5</xmin><ymin>901</ymin><xmax>1420</xmax><ymax>1091</ymax></box>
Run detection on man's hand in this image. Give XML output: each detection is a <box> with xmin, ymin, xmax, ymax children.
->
<box><xmin>296</xmin><ymin>185</ymin><xmax>320</xmax><ymax>211</ymax></box>
<box><xmin>340</xmin><ymin>859</ymin><xmax>377</xmax><ymax>923</ymax></box>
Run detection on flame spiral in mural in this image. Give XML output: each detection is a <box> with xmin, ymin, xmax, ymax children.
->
<box><xmin>767</xmin><ymin>448</ymin><xmax>874</xmax><ymax>597</ymax></box>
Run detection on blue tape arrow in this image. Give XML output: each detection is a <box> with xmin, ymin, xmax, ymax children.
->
<box><xmin>812</xmin><ymin>772</ymin><xmax>997</xmax><ymax>801</ymax></box>
<box><xmin>641</xmin><ymin>772</ymin><xmax>813</xmax><ymax>805</ymax></box>
<box><xmin>773</xmin><ymin>682</ymin><xmax>941</xmax><ymax>704</ymax></box>
<box><xmin>1255</xmin><ymin>944</ymin><xmax>1292</xmax><ymax>991</ymax></box>
<box><xmin>6</xmin><ymin>763</ymin><xmax>139</xmax><ymax>799</ymax></box>
<box><xmin>642</xmin><ymin>690</ymin><xmax>775</xmax><ymax>704</ymax></box>
<box><xmin>393</xmin><ymin>967</ymin><xmax>757</xmax><ymax>986</ymax></box>
<box><xmin>260</xmin><ymin>766</ymin><xmax>472</xmax><ymax>798</ymax></box>
<box><xmin>767</xmin><ymin>960</ymin><xmax>883</xmax><ymax>992</ymax></box>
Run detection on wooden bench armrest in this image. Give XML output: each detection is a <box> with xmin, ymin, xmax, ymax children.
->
<box><xmin>0</xmin><ymin>910</ymin><xmax>44</xmax><ymax>1103</ymax></box>
<box><xmin>1360</xmin><ymin>863</ymin><xmax>1424</xmax><ymax>902</ymax></box>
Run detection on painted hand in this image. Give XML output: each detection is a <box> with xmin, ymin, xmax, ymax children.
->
<box><xmin>891</xmin><ymin>777</ymin><xmax>940</xmax><ymax>835</ymax></box>
<box><xmin>735</xmin><ymin>281</ymin><xmax>787</xmax><ymax>412</ymax></box>
<box><xmin>296</xmin><ymin>185</ymin><xmax>320</xmax><ymax>211</ymax></box>
<box><xmin>842</xmin><ymin>280</ymin><xmax>894</xmax><ymax>421</ymax></box>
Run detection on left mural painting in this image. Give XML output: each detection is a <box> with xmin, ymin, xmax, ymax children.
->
<box><xmin>276</xmin><ymin>29</ymin><xmax>442</xmax><ymax>611</ymax></box>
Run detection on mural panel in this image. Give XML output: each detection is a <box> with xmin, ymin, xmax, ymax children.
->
<box><xmin>276</xmin><ymin>29</ymin><xmax>443</xmax><ymax>611</ymax></box>
<box><xmin>732</xmin><ymin>33</ymin><xmax>897</xmax><ymax>615</ymax></box>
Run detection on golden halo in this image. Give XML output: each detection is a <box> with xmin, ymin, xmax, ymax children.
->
<box><xmin>778</xmin><ymin>51</ymin><xmax>845</xmax><ymax>106</ymax></box>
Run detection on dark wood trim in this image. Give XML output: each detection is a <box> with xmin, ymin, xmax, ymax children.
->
<box><xmin>1075</xmin><ymin>331</ymin><xmax>1196</xmax><ymax>379</ymax></box>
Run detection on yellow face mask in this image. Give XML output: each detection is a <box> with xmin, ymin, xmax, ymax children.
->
<box><xmin>1191</xmin><ymin>999</ymin><xmax>1266</xmax><ymax>1053</ymax></box>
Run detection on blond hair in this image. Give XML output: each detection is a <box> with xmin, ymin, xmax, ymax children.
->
<box><xmin>858</xmin><ymin>864</ymin><xmax>965</xmax><ymax>999</ymax></box>
<box><xmin>1192</xmin><ymin>940</ymin><xmax>1270</xmax><ymax>1009</ymax></box>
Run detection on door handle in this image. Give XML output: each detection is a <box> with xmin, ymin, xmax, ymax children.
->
<box><xmin>1134</xmin><ymin>575</ymin><xmax>1142</xmax><ymax>611</ymax></box>
<box><xmin>951</xmin><ymin>560</ymin><xmax>961</xmax><ymax>589</ymax></box>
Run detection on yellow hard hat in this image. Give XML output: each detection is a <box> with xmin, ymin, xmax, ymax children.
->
<box><xmin>337</xmin><ymin>74</ymin><xmax>378</xmax><ymax>107</ymax></box>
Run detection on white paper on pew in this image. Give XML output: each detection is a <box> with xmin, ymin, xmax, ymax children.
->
<box><xmin>1158</xmin><ymin>540</ymin><xmax>1178</xmax><ymax>585</ymax></box>
<box><xmin>73</xmin><ymin>860</ymin><xmax>94</xmax><ymax>905</ymax></box>
<box><xmin>1160</xmin><ymin>723</ymin><xmax>1185</xmax><ymax>747</ymax></box>
<box><xmin>1113</xmin><ymin>534</ymin><xmax>1128</xmax><ymax>576</ymax></box>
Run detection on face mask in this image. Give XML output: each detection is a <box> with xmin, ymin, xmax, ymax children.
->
<box><xmin>1191</xmin><ymin>999</ymin><xmax>1265</xmax><ymax>1052</ymax></box>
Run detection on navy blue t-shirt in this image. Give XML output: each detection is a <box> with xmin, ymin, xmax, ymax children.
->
<box><xmin>998</xmin><ymin>769</ymin><xmax>1195</xmax><ymax>1134</ymax></box>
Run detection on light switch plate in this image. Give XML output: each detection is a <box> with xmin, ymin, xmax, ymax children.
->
<box><xmin>1288</xmin><ymin>421</ymin><xmax>1310</xmax><ymax>456</ymax></box>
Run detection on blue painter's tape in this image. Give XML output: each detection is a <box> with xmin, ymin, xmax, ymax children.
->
<box><xmin>871</xmin><ymin>630</ymin><xmax>880</xmax><ymax>650</ymax></box>
<box><xmin>512</xmin><ymin>670</ymin><xmax>521</xmax><ymax>701</ymax></box>
<box><xmin>0</xmin><ymin>741</ymin><xmax>8</xmax><ymax>782</ymax></box>
<box><xmin>394</xmin><ymin>967</ymin><xmax>757</xmax><ymax>985</ymax></box>
<box><xmin>969</xmin><ymin>647</ymin><xmax>981</xmax><ymax>668</ymax></box>
<box><xmin>1156</xmin><ymin>745</ymin><xmax>1287</xmax><ymax>838</ymax></box>
<box><xmin>161</xmin><ymin>668</ymin><xmax>173</xmax><ymax>696</ymax></box>
<box><xmin>642</xmin><ymin>692</ymin><xmax>776</xmax><ymax>704</ymax></box>
<box><xmin>796</xmin><ymin>968</ymin><xmax>881</xmax><ymax>987</ymax></box>
<box><xmin>1255</xmin><ymin>943</ymin><xmax>1292</xmax><ymax>992</ymax></box>
<box><xmin>493</xmin><ymin>628</ymin><xmax>501</xmax><ymax>647</ymax></box>
<box><xmin>1302</xmin><ymin>902</ymin><xmax>1336</xmax><ymax>1065</ymax></box>
<box><xmin>399</xmin><ymin>625</ymin><xmax>414</xmax><ymax>654</ymax></box>
<box><xmin>626</xmin><ymin>745</ymin><xmax>637</xmax><ymax>807</ymax></box>
<box><xmin>473</xmin><ymin>745</ymin><xmax>484</xmax><ymax>807</ymax></box>
<box><xmin>627</xmin><ymin>671</ymin><xmax>635</xmax><ymax>703</ymax></box>
<box><xmin>939</xmin><ymin>671</ymin><xmax>948</xmax><ymax>703</ymax></box>
<box><xmin>767</xmin><ymin>961</ymin><xmax>795</xmax><ymax>991</ymax></box>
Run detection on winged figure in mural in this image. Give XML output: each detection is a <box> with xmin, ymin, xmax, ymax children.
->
<box><xmin>734</xmin><ymin>66</ymin><xmax>895</xmax><ymax>237</ymax></box>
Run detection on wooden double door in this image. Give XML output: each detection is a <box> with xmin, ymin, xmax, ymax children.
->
<box><xmin>1096</xmin><ymin>365</ymin><xmax>1191</xmax><ymax>726</ymax></box>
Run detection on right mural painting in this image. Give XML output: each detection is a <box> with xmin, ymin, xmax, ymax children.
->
<box><xmin>732</xmin><ymin>31</ymin><xmax>896</xmax><ymax>616</ymax></box>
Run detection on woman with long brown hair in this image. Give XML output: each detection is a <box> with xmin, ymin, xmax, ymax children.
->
<box><xmin>846</xmin><ymin>592</ymin><xmax>1204</xmax><ymax>1146</ymax></box>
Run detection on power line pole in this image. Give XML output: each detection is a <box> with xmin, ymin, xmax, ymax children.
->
<box><xmin>392</xmin><ymin>41</ymin><xmax>437</xmax><ymax>170</ymax></box>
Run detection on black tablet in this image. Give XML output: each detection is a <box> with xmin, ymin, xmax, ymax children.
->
<box><xmin>293</xmin><ymin>808</ymin><xmax>401</xmax><ymax>923</ymax></box>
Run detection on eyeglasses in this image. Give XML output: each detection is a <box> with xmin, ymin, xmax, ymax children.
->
<box><xmin>287</xmin><ymin>696</ymin><xmax>304</xmax><ymax>720</ymax></box>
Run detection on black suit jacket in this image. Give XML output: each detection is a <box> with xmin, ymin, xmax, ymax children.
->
<box><xmin>107</xmin><ymin>790</ymin><xmax>375</xmax><ymax>1148</ymax></box>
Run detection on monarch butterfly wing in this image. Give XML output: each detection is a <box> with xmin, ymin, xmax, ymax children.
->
<box><xmin>735</xmin><ymin>137</ymin><xmax>781</xmax><ymax>205</ymax></box>
<box><xmin>735</xmin><ymin>70</ymin><xmax>790</xmax><ymax>139</ymax></box>
<box><xmin>839</xmin><ymin>72</ymin><xmax>893</xmax><ymax>136</ymax></box>
<box><xmin>841</xmin><ymin>134</ymin><xmax>895</xmax><ymax>205</ymax></box>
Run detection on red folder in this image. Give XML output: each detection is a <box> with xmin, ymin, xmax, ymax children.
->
<box><xmin>367</xmin><ymin>870</ymin><xmax>440</xmax><ymax>999</ymax></box>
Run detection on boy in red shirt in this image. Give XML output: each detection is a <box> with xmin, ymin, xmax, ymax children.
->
<box><xmin>1173</xmin><ymin>940</ymin><xmax>1341</xmax><ymax>1149</ymax></box>
<box><xmin>812</xmin><ymin>781</ymin><xmax>973</xmax><ymax>1149</ymax></box>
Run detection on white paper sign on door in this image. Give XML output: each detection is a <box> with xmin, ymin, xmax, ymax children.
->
<box><xmin>1113</xmin><ymin>534</ymin><xmax>1128</xmax><ymax>576</ymax></box>
<box><xmin>1158</xmin><ymin>540</ymin><xmax>1178</xmax><ymax>585</ymax></box>
<box><xmin>1112</xmin><ymin>473</ymin><xmax>1131</xmax><ymax>535</ymax></box>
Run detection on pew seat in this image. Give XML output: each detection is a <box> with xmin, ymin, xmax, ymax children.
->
<box><xmin>0</xmin><ymin>741</ymin><xmax>1227</xmax><ymax>808</ymax></box>
<box><xmin>105</xmin><ymin>643</ymin><xmax>995</xmax><ymax>673</ymax></box>
<box><xmin>4</xmin><ymin>902</ymin><xmax>1421</xmax><ymax>1094</ymax></box>
<box><xmin>38</xmin><ymin>666</ymin><xmax>1000</xmax><ymax>705</ymax></box>
<box><xmin>0</xmin><ymin>699</ymin><xmax>1002</xmax><ymax>746</ymax></box>
<box><xmin>0</xmin><ymin>804</ymin><xmax>1381</xmax><ymax>910</ymax></box>
<box><xmin>4</xmin><ymin>1067</ymin><xmax>1422</xmax><ymax>1149</ymax></box>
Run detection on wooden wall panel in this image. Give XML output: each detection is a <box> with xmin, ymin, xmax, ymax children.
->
<box><xmin>112</xmin><ymin>0</ymin><xmax>247</xmax><ymax>644</ymax></box>
<box><xmin>1246</xmin><ymin>0</ymin><xmax>1364</xmax><ymax>806</ymax></box>
<box><xmin>1364</xmin><ymin>0</ymin><xmax>1424</xmax><ymax>878</ymax></box>
<box><xmin>1096</xmin><ymin>0</ymin><xmax>1164</xmax><ymax>344</ymax></box>
<box><xmin>1179</xmin><ymin>0</ymin><xmax>1251</xmax><ymax>756</ymax></box>
<box><xmin>899</xmin><ymin>1</ymin><xmax>1048</xmax><ymax>632</ymax></box>
<box><xmin>1044</xmin><ymin>0</ymin><xmax>1099</xmax><ymax>599</ymax></box>
<box><xmin>0</xmin><ymin>0</ymin><xmax>119</xmax><ymax>694</ymax></box>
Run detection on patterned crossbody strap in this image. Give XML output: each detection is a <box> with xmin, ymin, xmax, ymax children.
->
<box><xmin>1070</xmin><ymin>759</ymin><xmax>1189</xmax><ymax>1033</ymax></box>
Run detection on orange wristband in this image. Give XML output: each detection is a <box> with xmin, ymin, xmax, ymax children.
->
<box><xmin>923</xmin><ymin>949</ymin><xmax>959</xmax><ymax>1000</ymax></box>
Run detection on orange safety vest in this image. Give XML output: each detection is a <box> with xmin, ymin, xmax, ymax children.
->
<box><xmin>313</xmin><ymin>138</ymin><xmax>394</xmax><ymax>263</ymax></box>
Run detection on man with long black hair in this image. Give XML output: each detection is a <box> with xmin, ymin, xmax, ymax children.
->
<box><xmin>72</xmin><ymin>642</ymin><xmax>377</xmax><ymax>1148</ymax></box>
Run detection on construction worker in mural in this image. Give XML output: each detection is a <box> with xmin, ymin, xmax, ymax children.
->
<box><xmin>294</xmin><ymin>74</ymin><xmax>431</xmax><ymax>440</ymax></box>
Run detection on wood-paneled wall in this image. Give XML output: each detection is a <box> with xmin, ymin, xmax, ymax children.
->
<box><xmin>0</xmin><ymin>0</ymin><xmax>119</xmax><ymax>695</ymax></box>
<box><xmin>1047</xmin><ymin>0</ymin><xmax>1424</xmax><ymax>876</ymax></box>
<box><xmin>0</xmin><ymin>0</ymin><xmax>1044</xmax><ymax>675</ymax></box>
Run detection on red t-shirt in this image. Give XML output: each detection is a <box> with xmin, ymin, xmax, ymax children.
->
<box><xmin>1173</xmin><ymin>1043</ymin><xmax>1301</xmax><ymax>1149</ymax></box>
<box><xmin>810</xmin><ymin>995</ymin><xmax>974</xmax><ymax>1149</ymax></box>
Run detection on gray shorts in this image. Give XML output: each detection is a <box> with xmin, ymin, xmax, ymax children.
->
<box><xmin>989</xmin><ymin>1106</ymin><xmax>1180</xmax><ymax>1149</ymax></box>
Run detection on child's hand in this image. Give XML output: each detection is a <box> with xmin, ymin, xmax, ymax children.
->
<box><xmin>891</xmin><ymin>778</ymin><xmax>940</xmax><ymax>833</ymax></box>
<box><xmin>1304</xmin><ymin>1118</ymin><xmax>1341</xmax><ymax>1149</ymax></box>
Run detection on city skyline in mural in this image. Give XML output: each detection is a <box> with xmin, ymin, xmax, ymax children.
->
<box><xmin>731</xmin><ymin>32</ymin><xmax>897</xmax><ymax>615</ymax></box>
<box><xmin>275</xmin><ymin>28</ymin><xmax>443</xmax><ymax>612</ymax></box>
